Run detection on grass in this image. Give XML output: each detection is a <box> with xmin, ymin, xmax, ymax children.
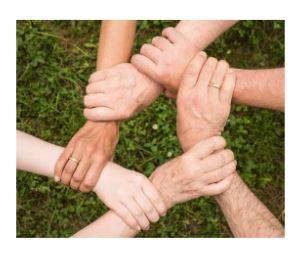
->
<box><xmin>16</xmin><ymin>20</ymin><xmax>285</xmax><ymax>237</ymax></box>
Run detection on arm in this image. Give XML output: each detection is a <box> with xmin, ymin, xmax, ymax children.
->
<box><xmin>17</xmin><ymin>130</ymin><xmax>163</xmax><ymax>235</ymax></box>
<box><xmin>16</xmin><ymin>130</ymin><xmax>138</xmax><ymax>236</ymax></box>
<box><xmin>96</xmin><ymin>20</ymin><xmax>136</xmax><ymax>69</ymax></box>
<box><xmin>176</xmin><ymin>52</ymin><xmax>284</xmax><ymax>237</ymax></box>
<box><xmin>232</xmin><ymin>68</ymin><xmax>284</xmax><ymax>111</ymax></box>
<box><xmin>17</xmin><ymin>130</ymin><xmax>235</xmax><ymax>237</ymax></box>
<box><xmin>175</xmin><ymin>20</ymin><xmax>238</xmax><ymax>49</ymax></box>
<box><xmin>131</xmin><ymin>22</ymin><xmax>284</xmax><ymax>112</ymax></box>
<box><xmin>215</xmin><ymin>173</ymin><xmax>284</xmax><ymax>237</ymax></box>
<box><xmin>54</xmin><ymin>20</ymin><xmax>136</xmax><ymax>192</ymax></box>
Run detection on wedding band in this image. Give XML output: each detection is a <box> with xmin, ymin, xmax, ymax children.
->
<box><xmin>68</xmin><ymin>157</ymin><xmax>79</xmax><ymax>164</ymax></box>
<box><xmin>209</xmin><ymin>83</ymin><xmax>221</xmax><ymax>89</ymax></box>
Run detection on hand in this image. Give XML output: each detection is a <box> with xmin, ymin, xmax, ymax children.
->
<box><xmin>54</xmin><ymin>121</ymin><xmax>119</xmax><ymax>192</ymax></box>
<box><xmin>83</xmin><ymin>63</ymin><xmax>162</xmax><ymax>121</ymax></box>
<box><xmin>176</xmin><ymin>51</ymin><xmax>236</xmax><ymax>151</ymax></box>
<box><xmin>131</xmin><ymin>27</ymin><xmax>200</xmax><ymax>95</ymax></box>
<box><xmin>94</xmin><ymin>162</ymin><xmax>167</xmax><ymax>231</ymax></box>
<box><xmin>150</xmin><ymin>137</ymin><xmax>236</xmax><ymax>209</ymax></box>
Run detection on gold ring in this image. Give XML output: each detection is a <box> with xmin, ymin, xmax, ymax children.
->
<box><xmin>68</xmin><ymin>157</ymin><xmax>79</xmax><ymax>164</ymax></box>
<box><xmin>209</xmin><ymin>83</ymin><xmax>221</xmax><ymax>89</ymax></box>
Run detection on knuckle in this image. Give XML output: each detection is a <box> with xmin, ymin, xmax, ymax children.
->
<box><xmin>72</xmin><ymin>174</ymin><xmax>83</xmax><ymax>183</ymax></box>
<box><xmin>162</xmin><ymin>26</ymin><xmax>174</xmax><ymax>35</ymax></box>
<box><xmin>217</xmin><ymin>153</ymin><xmax>225</xmax><ymax>165</ymax></box>
<box><xmin>155</xmin><ymin>66</ymin><xmax>168</xmax><ymax>79</ymax></box>
<box><xmin>151</xmin><ymin>36</ymin><xmax>160</xmax><ymax>44</ymax></box>
<box><xmin>225</xmin><ymin>149</ymin><xmax>235</xmax><ymax>160</ymax></box>
<box><xmin>83</xmin><ymin>179</ymin><xmax>96</xmax><ymax>189</ymax></box>
<box><xmin>135</xmin><ymin>210</ymin><xmax>144</xmax><ymax>218</ymax></box>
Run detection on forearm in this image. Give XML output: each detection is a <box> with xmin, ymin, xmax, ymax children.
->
<box><xmin>96</xmin><ymin>20</ymin><xmax>136</xmax><ymax>70</ymax></box>
<box><xmin>215</xmin><ymin>173</ymin><xmax>284</xmax><ymax>237</ymax></box>
<box><xmin>232</xmin><ymin>68</ymin><xmax>285</xmax><ymax>111</ymax></box>
<box><xmin>17</xmin><ymin>130</ymin><xmax>138</xmax><ymax>237</ymax></box>
<box><xmin>73</xmin><ymin>210</ymin><xmax>137</xmax><ymax>237</ymax></box>
<box><xmin>17</xmin><ymin>130</ymin><xmax>63</xmax><ymax>177</ymax></box>
<box><xmin>176</xmin><ymin>20</ymin><xmax>238</xmax><ymax>49</ymax></box>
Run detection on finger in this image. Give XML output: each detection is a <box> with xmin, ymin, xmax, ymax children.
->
<box><xmin>195</xmin><ymin>57</ymin><xmax>218</xmax><ymax>94</ymax></box>
<box><xmin>164</xmin><ymin>90</ymin><xmax>177</xmax><ymax>99</ymax></box>
<box><xmin>151</xmin><ymin>36</ymin><xmax>172</xmax><ymax>51</ymax></box>
<box><xmin>60</xmin><ymin>147</ymin><xmax>82</xmax><ymax>185</ymax></box>
<box><xmin>86</xmin><ymin>81</ymin><xmax>109</xmax><ymax>94</ymax></box>
<box><xmin>124</xmin><ymin>196</ymin><xmax>150</xmax><ymax>230</ymax></box>
<box><xmin>84</xmin><ymin>93</ymin><xmax>109</xmax><ymax>108</ymax></box>
<box><xmin>202</xmin><ymin>173</ymin><xmax>234</xmax><ymax>196</ymax></box>
<box><xmin>54</xmin><ymin>144</ymin><xmax>74</xmax><ymax>182</ymax></box>
<box><xmin>208</xmin><ymin>60</ymin><xmax>229</xmax><ymax>102</ymax></box>
<box><xmin>187</xmin><ymin>136</ymin><xmax>226</xmax><ymax>159</ymax></box>
<box><xmin>131</xmin><ymin>54</ymin><xmax>157</xmax><ymax>80</ymax></box>
<box><xmin>134</xmin><ymin>191</ymin><xmax>160</xmax><ymax>223</ymax></box>
<box><xmin>141</xmin><ymin>181</ymin><xmax>167</xmax><ymax>216</ymax></box>
<box><xmin>88</xmin><ymin>70</ymin><xmax>107</xmax><ymax>83</ymax></box>
<box><xmin>140</xmin><ymin>43</ymin><xmax>162</xmax><ymax>64</ymax></box>
<box><xmin>220</xmin><ymin>69</ymin><xmax>236</xmax><ymax>105</ymax></box>
<box><xmin>200</xmin><ymin>149</ymin><xmax>235</xmax><ymax>172</ymax></box>
<box><xmin>162</xmin><ymin>27</ymin><xmax>184</xmax><ymax>43</ymax></box>
<box><xmin>179</xmin><ymin>51</ymin><xmax>207</xmax><ymax>91</ymax></box>
<box><xmin>70</xmin><ymin>160</ymin><xmax>91</xmax><ymax>190</ymax></box>
<box><xmin>203</xmin><ymin>160</ymin><xmax>237</xmax><ymax>184</ymax></box>
<box><xmin>113</xmin><ymin>202</ymin><xmax>141</xmax><ymax>231</ymax></box>
<box><xmin>83</xmin><ymin>107</ymin><xmax>118</xmax><ymax>122</ymax></box>
<box><xmin>79</xmin><ymin>162</ymin><xmax>105</xmax><ymax>193</ymax></box>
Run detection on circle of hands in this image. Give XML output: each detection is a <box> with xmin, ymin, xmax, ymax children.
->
<box><xmin>54</xmin><ymin>27</ymin><xmax>237</xmax><ymax>231</ymax></box>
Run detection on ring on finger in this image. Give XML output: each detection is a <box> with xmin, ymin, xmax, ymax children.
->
<box><xmin>209</xmin><ymin>82</ymin><xmax>221</xmax><ymax>89</ymax></box>
<box><xmin>68</xmin><ymin>157</ymin><xmax>79</xmax><ymax>164</ymax></box>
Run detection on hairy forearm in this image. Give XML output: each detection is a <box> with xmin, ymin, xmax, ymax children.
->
<box><xmin>176</xmin><ymin>20</ymin><xmax>238</xmax><ymax>49</ymax></box>
<box><xmin>232</xmin><ymin>68</ymin><xmax>285</xmax><ymax>111</ymax></box>
<box><xmin>215</xmin><ymin>173</ymin><xmax>284</xmax><ymax>237</ymax></box>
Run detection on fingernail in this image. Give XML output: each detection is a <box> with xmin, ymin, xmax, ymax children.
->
<box><xmin>137</xmin><ymin>226</ymin><xmax>141</xmax><ymax>231</ymax></box>
<box><xmin>54</xmin><ymin>176</ymin><xmax>60</xmax><ymax>182</ymax></box>
<box><xmin>229</xmin><ymin>68</ymin><xmax>234</xmax><ymax>74</ymax></box>
<box><xmin>199</xmin><ymin>51</ymin><xmax>207</xmax><ymax>57</ymax></box>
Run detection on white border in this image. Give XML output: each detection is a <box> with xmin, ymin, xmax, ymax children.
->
<box><xmin>1</xmin><ymin>0</ymin><xmax>307</xmax><ymax>254</ymax></box>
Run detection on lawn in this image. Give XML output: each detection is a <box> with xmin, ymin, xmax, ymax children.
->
<box><xmin>16</xmin><ymin>20</ymin><xmax>285</xmax><ymax>237</ymax></box>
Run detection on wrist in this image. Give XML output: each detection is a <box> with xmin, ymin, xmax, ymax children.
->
<box><xmin>150</xmin><ymin>172</ymin><xmax>175</xmax><ymax>210</ymax></box>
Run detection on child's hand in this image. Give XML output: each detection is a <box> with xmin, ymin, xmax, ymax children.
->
<box><xmin>94</xmin><ymin>163</ymin><xmax>167</xmax><ymax>231</ymax></box>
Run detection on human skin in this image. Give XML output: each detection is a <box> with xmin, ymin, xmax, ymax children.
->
<box><xmin>17</xmin><ymin>130</ymin><xmax>235</xmax><ymax>237</ymax></box>
<box><xmin>176</xmin><ymin>52</ymin><xmax>235</xmax><ymax>151</ymax></box>
<box><xmin>54</xmin><ymin>21</ymin><xmax>137</xmax><ymax>192</ymax></box>
<box><xmin>83</xmin><ymin>21</ymin><xmax>236</xmax><ymax>121</ymax></box>
<box><xmin>17</xmin><ymin>130</ymin><xmax>166</xmax><ymax>231</ymax></box>
<box><xmin>131</xmin><ymin>21</ymin><xmax>284</xmax><ymax>111</ymax></box>
<box><xmin>177</xmin><ymin>52</ymin><xmax>284</xmax><ymax>237</ymax></box>
<box><xmin>84</xmin><ymin>63</ymin><xmax>162</xmax><ymax>121</ymax></box>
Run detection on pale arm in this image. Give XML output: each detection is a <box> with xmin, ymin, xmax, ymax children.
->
<box><xmin>17</xmin><ymin>130</ymin><xmax>138</xmax><ymax>237</ymax></box>
<box><xmin>176</xmin><ymin>20</ymin><xmax>238</xmax><ymax>49</ymax></box>
<box><xmin>216</xmin><ymin>173</ymin><xmax>284</xmax><ymax>237</ymax></box>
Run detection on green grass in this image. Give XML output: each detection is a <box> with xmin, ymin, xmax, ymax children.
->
<box><xmin>16</xmin><ymin>20</ymin><xmax>285</xmax><ymax>237</ymax></box>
